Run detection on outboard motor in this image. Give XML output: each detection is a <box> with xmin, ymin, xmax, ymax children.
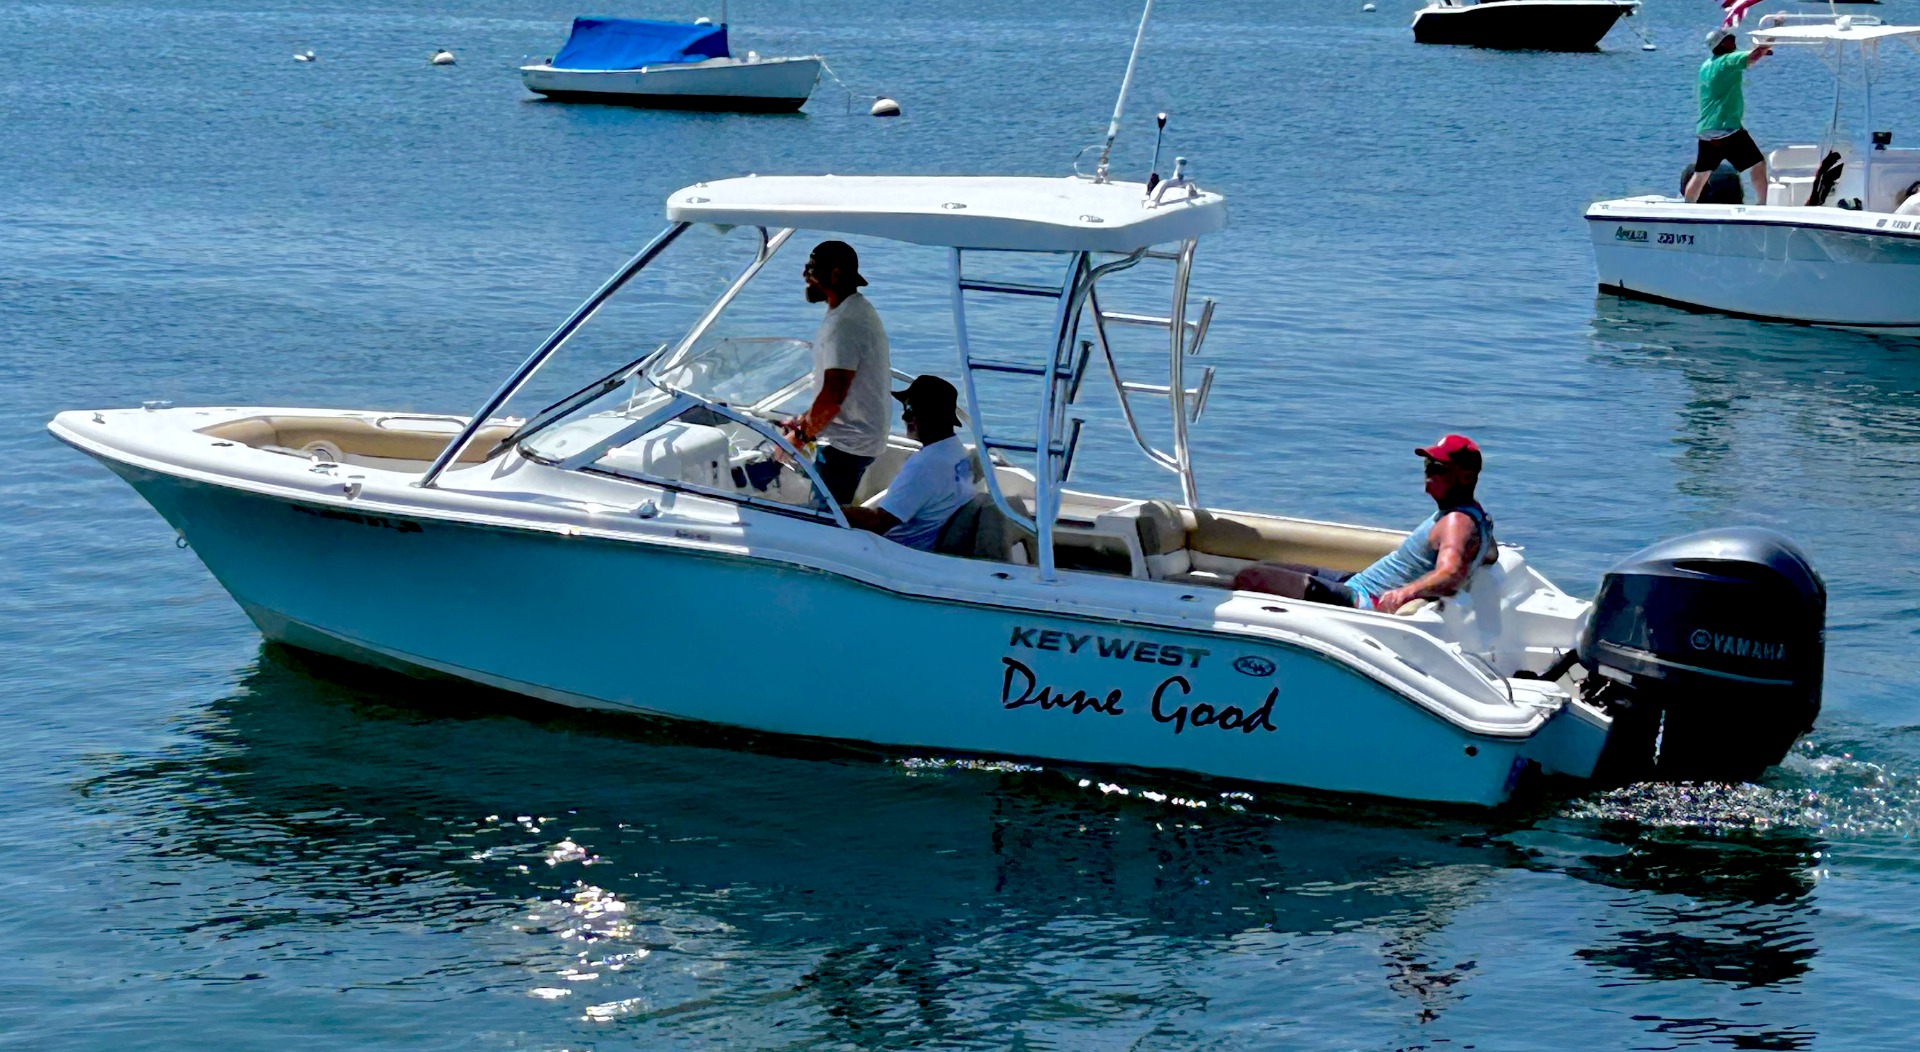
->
<box><xmin>1578</xmin><ymin>527</ymin><xmax>1825</xmax><ymax>783</ymax></box>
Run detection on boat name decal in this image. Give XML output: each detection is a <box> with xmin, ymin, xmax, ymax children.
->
<box><xmin>291</xmin><ymin>504</ymin><xmax>423</xmax><ymax>534</ymax></box>
<box><xmin>1689</xmin><ymin>628</ymin><xmax>1786</xmax><ymax>661</ymax></box>
<box><xmin>1006</xmin><ymin>625</ymin><xmax>1208</xmax><ymax>668</ymax></box>
<box><xmin>1614</xmin><ymin>226</ymin><xmax>1649</xmax><ymax>243</ymax></box>
<box><xmin>999</xmin><ymin>657</ymin><xmax>1278</xmax><ymax>736</ymax></box>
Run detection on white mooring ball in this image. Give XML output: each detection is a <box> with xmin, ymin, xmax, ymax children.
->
<box><xmin>293</xmin><ymin>49</ymin><xmax>316</xmax><ymax>62</ymax></box>
<box><xmin>870</xmin><ymin>97</ymin><xmax>901</xmax><ymax>117</ymax></box>
<box><xmin>430</xmin><ymin>49</ymin><xmax>455</xmax><ymax>65</ymax></box>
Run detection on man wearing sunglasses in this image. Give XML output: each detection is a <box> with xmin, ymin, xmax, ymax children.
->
<box><xmin>783</xmin><ymin>240</ymin><xmax>892</xmax><ymax>504</ymax></box>
<box><xmin>840</xmin><ymin>375</ymin><xmax>975</xmax><ymax>551</ymax></box>
<box><xmin>1231</xmin><ymin>434</ymin><xmax>1497</xmax><ymax>612</ymax></box>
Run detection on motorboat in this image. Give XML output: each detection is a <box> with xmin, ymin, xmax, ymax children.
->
<box><xmin>1411</xmin><ymin>0</ymin><xmax>1641</xmax><ymax>51</ymax></box>
<box><xmin>48</xmin><ymin>155</ymin><xmax>1832</xmax><ymax>806</ymax></box>
<box><xmin>1586</xmin><ymin>15</ymin><xmax>1920</xmax><ymax>326</ymax></box>
<box><xmin>521</xmin><ymin>15</ymin><xmax>820</xmax><ymax>112</ymax></box>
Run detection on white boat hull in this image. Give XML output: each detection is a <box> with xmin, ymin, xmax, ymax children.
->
<box><xmin>520</xmin><ymin>56</ymin><xmax>822</xmax><ymax>112</ymax></box>
<box><xmin>1587</xmin><ymin>197</ymin><xmax>1920</xmax><ymax>326</ymax></box>
<box><xmin>51</xmin><ymin>408</ymin><xmax>1610</xmax><ymax>807</ymax></box>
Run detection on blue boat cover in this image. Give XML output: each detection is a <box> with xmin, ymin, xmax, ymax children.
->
<box><xmin>551</xmin><ymin>17</ymin><xmax>731</xmax><ymax>70</ymax></box>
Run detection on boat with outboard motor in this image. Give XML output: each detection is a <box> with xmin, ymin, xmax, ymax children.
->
<box><xmin>52</xmin><ymin>1</ymin><xmax>1827</xmax><ymax>807</ymax></box>
<box><xmin>521</xmin><ymin>14</ymin><xmax>820</xmax><ymax>111</ymax></box>
<box><xmin>1411</xmin><ymin>0</ymin><xmax>1640</xmax><ymax>51</ymax></box>
<box><xmin>47</xmin><ymin>163</ymin><xmax>1828</xmax><ymax>806</ymax></box>
<box><xmin>1587</xmin><ymin>14</ymin><xmax>1920</xmax><ymax>326</ymax></box>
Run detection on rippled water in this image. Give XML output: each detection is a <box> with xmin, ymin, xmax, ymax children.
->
<box><xmin>6</xmin><ymin>0</ymin><xmax>1920</xmax><ymax>1046</ymax></box>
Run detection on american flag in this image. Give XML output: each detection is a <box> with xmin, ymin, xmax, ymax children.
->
<box><xmin>1721</xmin><ymin>0</ymin><xmax>1763</xmax><ymax>28</ymax></box>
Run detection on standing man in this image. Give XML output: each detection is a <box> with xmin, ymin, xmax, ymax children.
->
<box><xmin>783</xmin><ymin>240</ymin><xmax>892</xmax><ymax>504</ymax></box>
<box><xmin>1684</xmin><ymin>27</ymin><xmax>1772</xmax><ymax>206</ymax></box>
<box><xmin>1231</xmin><ymin>435</ymin><xmax>1498</xmax><ymax>612</ymax></box>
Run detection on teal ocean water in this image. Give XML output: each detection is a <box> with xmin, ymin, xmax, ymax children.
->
<box><xmin>5</xmin><ymin>0</ymin><xmax>1920</xmax><ymax>1047</ymax></box>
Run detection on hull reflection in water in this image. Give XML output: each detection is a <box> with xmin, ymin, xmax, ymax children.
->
<box><xmin>72</xmin><ymin>647</ymin><xmax>1829</xmax><ymax>1046</ymax></box>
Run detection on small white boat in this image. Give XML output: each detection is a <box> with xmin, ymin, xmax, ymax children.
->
<box><xmin>1587</xmin><ymin>15</ymin><xmax>1920</xmax><ymax>326</ymax></box>
<box><xmin>48</xmin><ymin>164</ymin><xmax>1828</xmax><ymax>806</ymax></box>
<box><xmin>1411</xmin><ymin>0</ymin><xmax>1640</xmax><ymax>51</ymax></box>
<box><xmin>521</xmin><ymin>16</ymin><xmax>819</xmax><ymax>112</ymax></box>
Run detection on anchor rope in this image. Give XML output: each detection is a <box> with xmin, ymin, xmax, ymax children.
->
<box><xmin>817</xmin><ymin>57</ymin><xmax>885</xmax><ymax>115</ymax></box>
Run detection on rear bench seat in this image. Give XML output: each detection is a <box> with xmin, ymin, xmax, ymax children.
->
<box><xmin>1094</xmin><ymin>499</ymin><xmax>1404</xmax><ymax>587</ymax></box>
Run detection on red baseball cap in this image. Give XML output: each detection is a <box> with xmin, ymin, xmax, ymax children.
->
<box><xmin>1415</xmin><ymin>433</ymin><xmax>1482</xmax><ymax>471</ymax></box>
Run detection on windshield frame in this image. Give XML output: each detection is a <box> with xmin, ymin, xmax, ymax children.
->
<box><xmin>490</xmin><ymin>225</ymin><xmax>797</xmax><ymax>460</ymax></box>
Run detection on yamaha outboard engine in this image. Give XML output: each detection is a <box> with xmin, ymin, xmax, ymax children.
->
<box><xmin>1578</xmin><ymin>527</ymin><xmax>1825</xmax><ymax>783</ymax></box>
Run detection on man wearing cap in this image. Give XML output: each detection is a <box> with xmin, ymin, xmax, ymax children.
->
<box><xmin>1684</xmin><ymin>28</ymin><xmax>1772</xmax><ymax>206</ymax></box>
<box><xmin>783</xmin><ymin>239</ymin><xmax>892</xmax><ymax>504</ymax></box>
<box><xmin>840</xmin><ymin>375</ymin><xmax>975</xmax><ymax>551</ymax></box>
<box><xmin>1231</xmin><ymin>435</ymin><xmax>1498</xmax><ymax>613</ymax></box>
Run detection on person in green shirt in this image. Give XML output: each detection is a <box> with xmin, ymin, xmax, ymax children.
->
<box><xmin>1685</xmin><ymin>27</ymin><xmax>1773</xmax><ymax>205</ymax></box>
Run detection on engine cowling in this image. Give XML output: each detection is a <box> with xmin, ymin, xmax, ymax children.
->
<box><xmin>1578</xmin><ymin>527</ymin><xmax>1825</xmax><ymax>783</ymax></box>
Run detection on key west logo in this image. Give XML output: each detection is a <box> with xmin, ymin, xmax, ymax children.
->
<box><xmin>1689</xmin><ymin>627</ymin><xmax>1787</xmax><ymax>661</ymax></box>
<box><xmin>1006</xmin><ymin>625</ymin><xmax>1209</xmax><ymax>669</ymax></box>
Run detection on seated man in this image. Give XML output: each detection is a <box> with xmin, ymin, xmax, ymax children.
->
<box><xmin>1232</xmin><ymin>434</ymin><xmax>1498</xmax><ymax>612</ymax></box>
<box><xmin>840</xmin><ymin>375</ymin><xmax>974</xmax><ymax>551</ymax></box>
<box><xmin>1897</xmin><ymin>180</ymin><xmax>1920</xmax><ymax>217</ymax></box>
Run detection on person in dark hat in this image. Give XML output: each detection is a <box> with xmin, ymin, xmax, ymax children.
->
<box><xmin>1231</xmin><ymin>434</ymin><xmax>1498</xmax><ymax>612</ymax></box>
<box><xmin>1685</xmin><ymin>27</ymin><xmax>1772</xmax><ymax>205</ymax></box>
<box><xmin>840</xmin><ymin>375</ymin><xmax>975</xmax><ymax>551</ymax></box>
<box><xmin>783</xmin><ymin>239</ymin><xmax>891</xmax><ymax>504</ymax></box>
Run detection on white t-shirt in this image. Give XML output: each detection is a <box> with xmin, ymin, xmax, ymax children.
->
<box><xmin>812</xmin><ymin>292</ymin><xmax>891</xmax><ymax>458</ymax></box>
<box><xmin>875</xmin><ymin>435</ymin><xmax>974</xmax><ymax>551</ymax></box>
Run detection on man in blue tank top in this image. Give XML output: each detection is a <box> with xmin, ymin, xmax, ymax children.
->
<box><xmin>1231</xmin><ymin>434</ymin><xmax>1498</xmax><ymax>613</ymax></box>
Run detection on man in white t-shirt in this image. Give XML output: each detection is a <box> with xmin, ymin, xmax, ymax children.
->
<box><xmin>781</xmin><ymin>240</ymin><xmax>892</xmax><ymax>504</ymax></box>
<box><xmin>841</xmin><ymin>375</ymin><xmax>975</xmax><ymax>551</ymax></box>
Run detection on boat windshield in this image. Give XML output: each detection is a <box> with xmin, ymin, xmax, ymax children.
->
<box><xmin>518</xmin><ymin>334</ymin><xmax>814</xmax><ymax>464</ymax></box>
<box><xmin>646</xmin><ymin>334</ymin><xmax>816</xmax><ymax>411</ymax></box>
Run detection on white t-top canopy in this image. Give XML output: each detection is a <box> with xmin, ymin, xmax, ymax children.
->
<box><xmin>1753</xmin><ymin>21</ymin><xmax>1920</xmax><ymax>45</ymax></box>
<box><xmin>665</xmin><ymin>175</ymin><xmax>1228</xmax><ymax>252</ymax></box>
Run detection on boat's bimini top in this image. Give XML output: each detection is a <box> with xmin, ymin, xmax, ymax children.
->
<box><xmin>665</xmin><ymin>175</ymin><xmax>1229</xmax><ymax>252</ymax></box>
<box><xmin>1752</xmin><ymin>20</ymin><xmax>1920</xmax><ymax>46</ymax></box>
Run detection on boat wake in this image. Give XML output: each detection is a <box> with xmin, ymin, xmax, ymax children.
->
<box><xmin>1562</xmin><ymin>737</ymin><xmax>1920</xmax><ymax>840</ymax></box>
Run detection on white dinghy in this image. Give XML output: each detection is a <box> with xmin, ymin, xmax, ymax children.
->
<box><xmin>521</xmin><ymin>14</ymin><xmax>819</xmax><ymax>112</ymax></box>
<box><xmin>48</xmin><ymin>164</ymin><xmax>1828</xmax><ymax>806</ymax></box>
<box><xmin>1587</xmin><ymin>15</ymin><xmax>1920</xmax><ymax>326</ymax></box>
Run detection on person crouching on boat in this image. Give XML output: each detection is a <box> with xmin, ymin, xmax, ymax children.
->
<box><xmin>782</xmin><ymin>240</ymin><xmax>892</xmax><ymax>504</ymax></box>
<box><xmin>840</xmin><ymin>375</ymin><xmax>974</xmax><ymax>550</ymax></box>
<box><xmin>1684</xmin><ymin>28</ymin><xmax>1772</xmax><ymax>206</ymax></box>
<box><xmin>1231</xmin><ymin>435</ymin><xmax>1498</xmax><ymax>613</ymax></box>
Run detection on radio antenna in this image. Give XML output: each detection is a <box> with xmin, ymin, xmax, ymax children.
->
<box><xmin>1093</xmin><ymin>0</ymin><xmax>1155</xmax><ymax>185</ymax></box>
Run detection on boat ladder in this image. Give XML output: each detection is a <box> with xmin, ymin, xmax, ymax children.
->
<box><xmin>948</xmin><ymin>240</ymin><xmax>1214</xmax><ymax>579</ymax></box>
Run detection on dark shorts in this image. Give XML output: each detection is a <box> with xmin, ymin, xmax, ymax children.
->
<box><xmin>1231</xmin><ymin>562</ymin><xmax>1361</xmax><ymax>608</ymax></box>
<box><xmin>1695</xmin><ymin>128</ymin><xmax>1764</xmax><ymax>174</ymax></box>
<box><xmin>812</xmin><ymin>445</ymin><xmax>874</xmax><ymax>505</ymax></box>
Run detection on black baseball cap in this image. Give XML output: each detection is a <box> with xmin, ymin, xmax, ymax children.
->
<box><xmin>808</xmin><ymin>240</ymin><xmax>868</xmax><ymax>287</ymax></box>
<box><xmin>892</xmin><ymin>375</ymin><xmax>959</xmax><ymax>420</ymax></box>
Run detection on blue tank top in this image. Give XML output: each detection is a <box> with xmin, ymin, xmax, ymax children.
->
<box><xmin>1345</xmin><ymin>503</ymin><xmax>1495</xmax><ymax>605</ymax></box>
